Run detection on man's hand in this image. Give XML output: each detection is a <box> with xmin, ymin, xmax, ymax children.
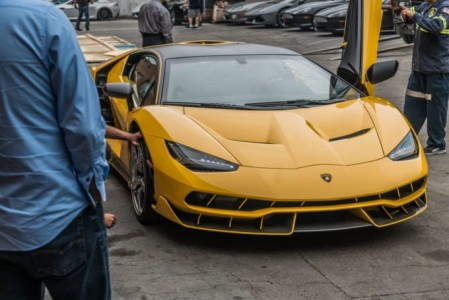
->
<box><xmin>127</xmin><ymin>132</ymin><xmax>142</xmax><ymax>146</ymax></box>
<box><xmin>105</xmin><ymin>125</ymin><xmax>142</xmax><ymax>146</ymax></box>
<box><xmin>104</xmin><ymin>213</ymin><xmax>117</xmax><ymax>229</ymax></box>
<box><xmin>164</xmin><ymin>35</ymin><xmax>173</xmax><ymax>44</ymax></box>
<box><xmin>401</xmin><ymin>6</ymin><xmax>415</xmax><ymax>19</ymax></box>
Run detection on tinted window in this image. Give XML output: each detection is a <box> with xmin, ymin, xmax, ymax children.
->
<box><xmin>131</xmin><ymin>56</ymin><xmax>159</xmax><ymax>107</ymax></box>
<box><xmin>162</xmin><ymin>55</ymin><xmax>361</xmax><ymax>105</ymax></box>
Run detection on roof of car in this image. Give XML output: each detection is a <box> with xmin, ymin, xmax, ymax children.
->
<box><xmin>146</xmin><ymin>41</ymin><xmax>300</xmax><ymax>60</ymax></box>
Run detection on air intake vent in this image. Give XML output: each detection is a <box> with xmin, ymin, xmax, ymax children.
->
<box><xmin>178</xmin><ymin>40</ymin><xmax>234</xmax><ymax>46</ymax></box>
<box><xmin>329</xmin><ymin>128</ymin><xmax>371</xmax><ymax>142</ymax></box>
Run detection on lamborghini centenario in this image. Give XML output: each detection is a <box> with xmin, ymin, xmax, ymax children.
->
<box><xmin>91</xmin><ymin>1</ymin><xmax>427</xmax><ymax>235</ymax></box>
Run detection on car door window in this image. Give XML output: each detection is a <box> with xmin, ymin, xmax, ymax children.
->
<box><xmin>130</xmin><ymin>55</ymin><xmax>159</xmax><ymax>107</ymax></box>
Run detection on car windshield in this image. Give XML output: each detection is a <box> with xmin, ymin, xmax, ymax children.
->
<box><xmin>162</xmin><ymin>55</ymin><xmax>362</xmax><ymax>108</ymax></box>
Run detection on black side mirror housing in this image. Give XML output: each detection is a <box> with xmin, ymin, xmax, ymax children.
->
<box><xmin>366</xmin><ymin>60</ymin><xmax>399</xmax><ymax>84</ymax></box>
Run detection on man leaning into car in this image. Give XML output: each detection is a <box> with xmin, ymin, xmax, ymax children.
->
<box><xmin>138</xmin><ymin>0</ymin><xmax>174</xmax><ymax>47</ymax></box>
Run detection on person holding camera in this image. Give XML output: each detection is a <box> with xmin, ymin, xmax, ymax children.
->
<box><xmin>393</xmin><ymin>0</ymin><xmax>449</xmax><ymax>155</ymax></box>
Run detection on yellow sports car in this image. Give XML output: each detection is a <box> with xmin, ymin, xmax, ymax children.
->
<box><xmin>92</xmin><ymin>1</ymin><xmax>427</xmax><ymax>235</ymax></box>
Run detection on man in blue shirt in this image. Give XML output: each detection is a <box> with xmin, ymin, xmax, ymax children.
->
<box><xmin>0</xmin><ymin>0</ymin><xmax>111</xmax><ymax>299</ymax></box>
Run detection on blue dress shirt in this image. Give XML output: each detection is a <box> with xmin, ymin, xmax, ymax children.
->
<box><xmin>0</xmin><ymin>0</ymin><xmax>109</xmax><ymax>251</ymax></box>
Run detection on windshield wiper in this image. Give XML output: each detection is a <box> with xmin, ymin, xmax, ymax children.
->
<box><xmin>246</xmin><ymin>98</ymin><xmax>346</xmax><ymax>107</ymax></box>
<box><xmin>198</xmin><ymin>103</ymin><xmax>257</xmax><ymax>110</ymax></box>
<box><xmin>163</xmin><ymin>101</ymin><xmax>201</xmax><ymax>107</ymax></box>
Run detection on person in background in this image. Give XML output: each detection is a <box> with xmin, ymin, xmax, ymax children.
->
<box><xmin>103</xmin><ymin>125</ymin><xmax>142</xmax><ymax>228</ymax></box>
<box><xmin>0</xmin><ymin>0</ymin><xmax>111</xmax><ymax>299</ymax></box>
<box><xmin>74</xmin><ymin>0</ymin><xmax>93</xmax><ymax>31</ymax></box>
<box><xmin>199</xmin><ymin>0</ymin><xmax>204</xmax><ymax>26</ymax></box>
<box><xmin>186</xmin><ymin>0</ymin><xmax>202</xmax><ymax>28</ymax></box>
<box><xmin>138</xmin><ymin>0</ymin><xmax>174</xmax><ymax>47</ymax></box>
<box><xmin>399</xmin><ymin>0</ymin><xmax>449</xmax><ymax>155</ymax></box>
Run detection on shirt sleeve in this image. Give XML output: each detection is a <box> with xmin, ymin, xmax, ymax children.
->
<box><xmin>45</xmin><ymin>7</ymin><xmax>109</xmax><ymax>205</ymax></box>
<box><xmin>160</xmin><ymin>8</ymin><xmax>173</xmax><ymax>42</ymax></box>
<box><xmin>413</xmin><ymin>7</ymin><xmax>449</xmax><ymax>34</ymax></box>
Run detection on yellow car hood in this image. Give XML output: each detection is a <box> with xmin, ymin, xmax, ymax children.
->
<box><xmin>183</xmin><ymin>99</ymin><xmax>396</xmax><ymax>169</ymax></box>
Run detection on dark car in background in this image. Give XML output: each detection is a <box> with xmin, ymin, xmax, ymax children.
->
<box><xmin>132</xmin><ymin>0</ymin><xmax>187</xmax><ymax>25</ymax></box>
<box><xmin>314</xmin><ymin>0</ymin><xmax>394</xmax><ymax>35</ymax></box>
<box><xmin>313</xmin><ymin>3</ymin><xmax>347</xmax><ymax>34</ymax></box>
<box><xmin>223</xmin><ymin>0</ymin><xmax>271</xmax><ymax>24</ymax></box>
<box><xmin>282</xmin><ymin>0</ymin><xmax>348</xmax><ymax>30</ymax></box>
<box><xmin>245</xmin><ymin>0</ymin><xmax>306</xmax><ymax>28</ymax></box>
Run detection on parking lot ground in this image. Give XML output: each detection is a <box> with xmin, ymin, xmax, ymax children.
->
<box><xmin>81</xmin><ymin>19</ymin><xmax>449</xmax><ymax>300</ymax></box>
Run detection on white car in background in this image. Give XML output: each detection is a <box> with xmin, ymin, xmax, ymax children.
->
<box><xmin>55</xmin><ymin>0</ymin><xmax>120</xmax><ymax>21</ymax></box>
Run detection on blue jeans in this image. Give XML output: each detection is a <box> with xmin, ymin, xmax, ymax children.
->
<box><xmin>75</xmin><ymin>5</ymin><xmax>90</xmax><ymax>30</ymax></box>
<box><xmin>0</xmin><ymin>205</ymin><xmax>110</xmax><ymax>300</ymax></box>
<box><xmin>404</xmin><ymin>71</ymin><xmax>449</xmax><ymax>148</ymax></box>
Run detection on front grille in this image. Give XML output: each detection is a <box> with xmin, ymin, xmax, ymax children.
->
<box><xmin>173</xmin><ymin>206</ymin><xmax>295</xmax><ymax>234</ymax></box>
<box><xmin>185</xmin><ymin>176</ymin><xmax>427</xmax><ymax>211</ymax></box>
<box><xmin>363</xmin><ymin>194</ymin><xmax>427</xmax><ymax>226</ymax></box>
<box><xmin>171</xmin><ymin>195</ymin><xmax>427</xmax><ymax>234</ymax></box>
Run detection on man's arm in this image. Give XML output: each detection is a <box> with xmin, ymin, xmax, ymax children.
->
<box><xmin>401</xmin><ymin>5</ymin><xmax>449</xmax><ymax>34</ymax></box>
<box><xmin>47</xmin><ymin>7</ymin><xmax>109</xmax><ymax>205</ymax></box>
<box><xmin>105</xmin><ymin>125</ymin><xmax>142</xmax><ymax>146</ymax></box>
<box><xmin>160</xmin><ymin>8</ymin><xmax>173</xmax><ymax>43</ymax></box>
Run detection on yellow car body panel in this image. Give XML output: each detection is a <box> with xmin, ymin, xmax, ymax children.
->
<box><xmin>360</xmin><ymin>0</ymin><xmax>382</xmax><ymax>95</ymax></box>
<box><xmin>116</xmin><ymin>94</ymin><xmax>427</xmax><ymax>234</ymax></box>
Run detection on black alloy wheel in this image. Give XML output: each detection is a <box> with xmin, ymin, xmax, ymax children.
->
<box><xmin>130</xmin><ymin>139</ymin><xmax>160</xmax><ymax>224</ymax></box>
<box><xmin>277</xmin><ymin>8</ymin><xmax>289</xmax><ymax>28</ymax></box>
<box><xmin>97</xmin><ymin>8</ymin><xmax>112</xmax><ymax>20</ymax></box>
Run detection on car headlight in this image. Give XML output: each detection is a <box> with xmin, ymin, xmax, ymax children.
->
<box><xmin>294</xmin><ymin>7</ymin><xmax>311</xmax><ymax>15</ymax></box>
<box><xmin>388</xmin><ymin>131</ymin><xmax>418</xmax><ymax>161</ymax></box>
<box><xmin>166</xmin><ymin>142</ymin><xmax>239</xmax><ymax>172</ymax></box>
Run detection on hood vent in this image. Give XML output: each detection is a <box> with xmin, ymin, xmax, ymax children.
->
<box><xmin>329</xmin><ymin>128</ymin><xmax>371</xmax><ymax>142</ymax></box>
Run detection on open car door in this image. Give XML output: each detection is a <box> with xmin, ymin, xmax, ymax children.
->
<box><xmin>337</xmin><ymin>0</ymin><xmax>398</xmax><ymax>96</ymax></box>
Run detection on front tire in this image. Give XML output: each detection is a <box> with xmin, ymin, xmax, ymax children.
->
<box><xmin>276</xmin><ymin>8</ymin><xmax>288</xmax><ymax>28</ymax></box>
<box><xmin>130</xmin><ymin>140</ymin><xmax>160</xmax><ymax>224</ymax></box>
<box><xmin>97</xmin><ymin>8</ymin><xmax>112</xmax><ymax>20</ymax></box>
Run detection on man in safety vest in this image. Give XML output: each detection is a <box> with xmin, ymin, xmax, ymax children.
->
<box><xmin>400</xmin><ymin>0</ymin><xmax>449</xmax><ymax>155</ymax></box>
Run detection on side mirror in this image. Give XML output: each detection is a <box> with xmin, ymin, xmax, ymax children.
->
<box><xmin>103</xmin><ymin>83</ymin><xmax>133</xmax><ymax>98</ymax></box>
<box><xmin>366</xmin><ymin>60</ymin><xmax>399</xmax><ymax>84</ymax></box>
